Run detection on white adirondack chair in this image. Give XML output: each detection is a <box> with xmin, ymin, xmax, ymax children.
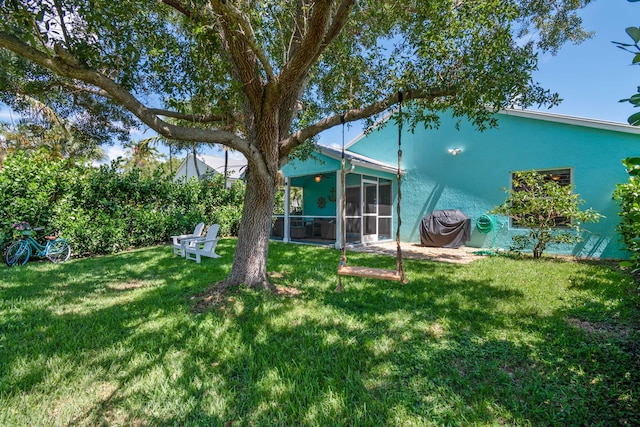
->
<box><xmin>172</xmin><ymin>222</ymin><xmax>205</xmax><ymax>257</ymax></box>
<box><xmin>184</xmin><ymin>224</ymin><xmax>221</xmax><ymax>263</ymax></box>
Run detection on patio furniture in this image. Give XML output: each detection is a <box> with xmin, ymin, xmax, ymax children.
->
<box><xmin>172</xmin><ymin>222</ymin><xmax>205</xmax><ymax>257</ymax></box>
<box><xmin>184</xmin><ymin>224</ymin><xmax>220</xmax><ymax>263</ymax></box>
<box><xmin>321</xmin><ymin>220</ymin><xmax>335</xmax><ymax>239</ymax></box>
<box><xmin>290</xmin><ymin>220</ymin><xmax>306</xmax><ymax>239</ymax></box>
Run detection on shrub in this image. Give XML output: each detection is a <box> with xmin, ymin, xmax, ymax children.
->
<box><xmin>613</xmin><ymin>157</ymin><xmax>640</xmax><ymax>270</ymax></box>
<box><xmin>0</xmin><ymin>150</ymin><xmax>77</xmax><ymax>248</ymax></box>
<box><xmin>491</xmin><ymin>171</ymin><xmax>601</xmax><ymax>258</ymax></box>
<box><xmin>0</xmin><ymin>152</ymin><xmax>246</xmax><ymax>257</ymax></box>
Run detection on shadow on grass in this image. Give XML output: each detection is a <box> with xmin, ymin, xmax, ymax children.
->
<box><xmin>1</xmin><ymin>240</ymin><xmax>638</xmax><ymax>425</ymax></box>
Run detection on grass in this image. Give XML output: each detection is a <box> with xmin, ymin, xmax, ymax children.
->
<box><xmin>1</xmin><ymin>239</ymin><xmax>639</xmax><ymax>426</ymax></box>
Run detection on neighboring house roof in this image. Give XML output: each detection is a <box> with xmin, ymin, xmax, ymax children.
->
<box><xmin>174</xmin><ymin>152</ymin><xmax>247</xmax><ymax>182</ymax></box>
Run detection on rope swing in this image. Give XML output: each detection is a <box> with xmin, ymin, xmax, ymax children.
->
<box><xmin>336</xmin><ymin>91</ymin><xmax>408</xmax><ymax>292</ymax></box>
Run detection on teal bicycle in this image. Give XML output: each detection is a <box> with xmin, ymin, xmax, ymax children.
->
<box><xmin>4</xmin><ymin>223</ymin><xmax>71</xmax><ymax>267</ymax></box>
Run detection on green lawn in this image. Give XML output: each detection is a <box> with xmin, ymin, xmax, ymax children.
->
<box><xmin>1</xmin><ymin>239</ymin><xmax>638</xmax><ymax>426</ymax></box>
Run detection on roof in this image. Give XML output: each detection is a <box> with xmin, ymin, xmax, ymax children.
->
<box><xmin>499</xmin><ymin>109</ymin><xmax>640</xmax><ymax>135</ymax></box>
<box><xmin>318</xmin><ymin>145</ymin><xmax>400</xmax><ymax>174</ymax></box>
<box><xmin>340</xmin><ymin>107</ymin><xmax>640</xmax><ymax>150</ymax></box>
<box><xmin>196</xmin><ymin>154</ymin><xmax>247</xmax><ymax>177</ymax></box>
<box><xmin>174</xmin><ymin>152</ymin><xmax>247</xmax><ymax>181</ymax></box>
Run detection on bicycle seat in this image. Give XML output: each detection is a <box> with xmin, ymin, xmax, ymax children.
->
<box><xmin>45</xmin><ymin>235</ymin><xmax>57</xmax><ymax>241</ymax></box>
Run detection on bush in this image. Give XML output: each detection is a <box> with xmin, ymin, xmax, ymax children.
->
<box><xmin>613</xmin><ymin>157</ymin><xmax>640</xmax><ymax>270</ymax></box>
<box><xmin>0</xmin><ymin>152</ymin><xmax>245</xmax><ymax>257</ymax></box>
<box><xmin>491</xmin><ymin>171</ymin><xmax>601</xmax><ymax>258</ymax></box>
<box><xmin>0</xmin><ymin>150</ymin><xmax>77</xmax><ymax>247</ymax></box>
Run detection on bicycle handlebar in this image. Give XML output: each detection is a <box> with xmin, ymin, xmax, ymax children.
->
<box><xmin>33</xmin><ymin>226</ymin><xmax>45</xmax><ymax>231</ymax></box>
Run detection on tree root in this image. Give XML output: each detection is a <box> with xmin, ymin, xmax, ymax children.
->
<box><xmin>191</xmin><ymin>277</ymin><xmax>288</xmax><ymax>313</ymax></box>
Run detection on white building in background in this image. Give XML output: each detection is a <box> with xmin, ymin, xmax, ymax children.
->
<box><xmin>174</xmin><ymin>152</ymin><xmax>247</xmax><ymax>185</ymax></box>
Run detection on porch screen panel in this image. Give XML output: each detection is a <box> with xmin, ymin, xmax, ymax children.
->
<box><xmin>364</xmin><ymin>216</ymin><xmax>376</xmax><ymax>235</ymax></box>
<box><xmin>378</xmin><ymin>218</ymin><xmax>392</xmax><ymax>240</ymax></box>
<box><xmin>364</xmin><ymin>183</ymin><xmax>377</xmax><ymax>214</ymax></box>
<box><xmin>346</xmin><ymin>187</ymin><xmax>361</xmax><ymax>216</ymax></box>
<box><xmin>379</xmin><ymin>180</ymin><xmax>392</xmax><ymax>216</ymax></box>
<box><xmin>378</xmin><ymin>179</ymin><xmax>393</xmax><ymax>240</ymax></box>
<box><xmin>346</xmin><ymin>218</ymin><xmax>361</xmax><ymax>243</ymax></box>
<box><xmin>345</xmin><ymin>186</ymin><xmax>361</xmax><ymax>243</ymax></box>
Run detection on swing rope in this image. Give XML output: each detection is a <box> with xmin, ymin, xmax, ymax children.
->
<box><xmin>339</xmin><ymin>113</ymin><xmax>347</xmax><ymax>271</ymax></box>
<box><xmin>396</xmin><ymin>91</ymin><xmax>408</xmax><ymax>284</ymax></box>
<box><xmin>336</xmin><ymin>91</ymin><xmax>408</xmax><ymax>292</ymax></box>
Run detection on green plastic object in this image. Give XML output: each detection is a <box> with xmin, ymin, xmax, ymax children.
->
<box><xmin>476</xmin><ymin>214</ymin><xmax>494</xmax><ymax>233</ymax></box>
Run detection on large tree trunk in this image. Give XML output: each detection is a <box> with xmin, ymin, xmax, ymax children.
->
<box><xmin>222</xmin><ymin>101</ymin><xmax>280</xmax><ymax>289</ymax></box>
<box><xmin>224</xmin><ymin>166</ymin><xmax>277</xmax><ymax>289</ymax></box>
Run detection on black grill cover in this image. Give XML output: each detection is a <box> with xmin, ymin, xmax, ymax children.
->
<box><xmin>420</xmin><ymin>209</ymin><xmax>471</xmax><ymax>248</ymax></box>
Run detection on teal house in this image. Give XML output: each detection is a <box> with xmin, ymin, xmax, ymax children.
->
<box><xmin>278</xmin><ymin>109</ymin><xmax>640</xmax><ymax>259</ymax></box>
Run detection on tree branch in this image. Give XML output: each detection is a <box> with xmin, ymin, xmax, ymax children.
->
<box><xmin>148</xmin><ymin>108</ymin><xmax>238</xmax><ymax>124</ymax></box>
<box><xmin>277</xmin><ymin>0</ymin><xmax>356</xmax><ymax>136</ymax></box>
<box><xmin>209</xmin><ymin>0</ymin><xmax>276</xmax><ymax>82</ymax></box>
<box><xmin>280</xmin><ymin>88</ymin><xmax>455</xmax><ymax>158</ymax></box>
<box><xmin>208</xmin><ymin>5</ymin><xmax>264</xmax><ymax>117</ymax></box>
<box><xmin>0</xmin><ymin>32</ymin><xmax>253</xmax><ymax>157</ymax></box>
<box><xmin>161</xmin><ymin>0</ymin><xmax>202</xmax><ymax>22</ymax></box>
<box><xmin>279</xmin><ymin>0</ymin><xmax>335</xmax><ymax>90</ymax></box>
<box><xmin>322</xmin><ymin>0</ymin><xmax>357</xmax><ymax>49</ymax></box>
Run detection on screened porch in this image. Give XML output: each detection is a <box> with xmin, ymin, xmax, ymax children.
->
<box><xmin>273</xmin><ymin>146</ymin><xmax>399</xmax><ymax>248</ymax></box>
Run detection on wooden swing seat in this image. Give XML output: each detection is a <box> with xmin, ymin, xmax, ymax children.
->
<box><xmin>336</xmin><ymin>92</ymin><xmax>408</xmax><ymax>291</ymax></box>
<box><xmin>338</xmin><ymin>265</ymin><xmax>403</xmax><ymax>281</ymax></box>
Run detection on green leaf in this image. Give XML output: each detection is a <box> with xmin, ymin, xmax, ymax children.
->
<box><xmin>626</xmin><ymin>27</ymin><xmax>640</xmax><ymax>44</ymax></box>
<box><xmin>633</xmin><ymin>53</ymin><xmax>640</xmax><ymax>64</ymax></box>
<box><xmin>630</xmin><ymin>94</ymin><xmax>640</xmax><ymax>105</ymax></box>
<box><xmin>623</xmin><ymin>157</ymin><xmax>640</xmax><ymax>168</ymax></box>
<box><xmin>628</xmin><ymin>111</ymin><xmax>640</xmax><ymax>126</ymax></box>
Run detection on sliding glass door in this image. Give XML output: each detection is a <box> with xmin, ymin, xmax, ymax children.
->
<box><xmin>344</xmin><ymin>175</ymin><xmax>393</xmax><ymax>244</ymax></box>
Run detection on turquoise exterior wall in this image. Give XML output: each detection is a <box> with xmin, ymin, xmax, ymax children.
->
<box><xmin>284</xmin><ymin>153</ymin><xmax>339</xmax><ymax>216</ymax></box>
<box><xmin>346</xmin><ymin>111</ymin><xmax>640</xmax><ymax>259</ymax></box>
<box><xmin>300</xmin><ymin>177</ymin><xmax>337</xmax><ymax>217</ymax></box>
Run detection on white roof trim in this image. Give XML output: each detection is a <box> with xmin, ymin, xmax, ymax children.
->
<box><xmin>318</xmin><ymin>145</ymin><xmax>400</xmax><ymax>174</ymax></box>
<box><xmin>344</xmin><ymin>109</ymin><xmax>395</xmax><ymax>150</ymax></box>
<box><xmin>499</xmin><ymin>108</ymin><xmax>640</xmax><ymax>134</ymax></box>
<box><xmin>338</xmin><ymin>108</ymin><xmax>640</xmax><ymax>151</ymax></box>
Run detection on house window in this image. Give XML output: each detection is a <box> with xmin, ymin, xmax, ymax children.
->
<box><xmin>510</xmin><ymin>168</ymin><xmax>572</xmax><ymax>228</ymax></box>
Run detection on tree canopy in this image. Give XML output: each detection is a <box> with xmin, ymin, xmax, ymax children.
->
<box><xmin>0</xmin><ymin>0</ymin><xmax>593</xmax><ymax>288</ymax></box>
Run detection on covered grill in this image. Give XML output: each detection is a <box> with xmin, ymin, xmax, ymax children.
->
<box><xmin>420</xmin><ymin>209</ymin><xmax>471</xmax><ymax>248</ymax></box>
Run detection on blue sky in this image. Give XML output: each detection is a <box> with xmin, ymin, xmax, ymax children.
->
<box><xmin>1</xmin><ymin>0</ymin><xmax>638</xmax><ymax>160</ymax></box>
<box><xmin>322</xmin><ymin>0</ymin><xmax>640</xmax><ymax>147</ymax></box>
<box><xmin>529</xmin><ymin>0</ymin><xmax>638</xmax><ymax>122</ymax></box>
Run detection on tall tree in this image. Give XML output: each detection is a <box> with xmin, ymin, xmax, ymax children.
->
<box><xmin>0</xmin><ymin>96</ymin><xmax>106</xmax><ymax>163</ymax></box>
<box><xmin>122</xmin><ymin>136</ymin><xmax>162</xmax><ymax>175</ymax></box>
<box><xmin>0</xmin><ymin>0</ymin><xmax>592</xmax><ymax>289</ymax></box>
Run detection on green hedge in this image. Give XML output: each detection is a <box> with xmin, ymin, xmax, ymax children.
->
<box><xmin>0</xmin><ymin>150</ymin><xmax>245</xmax><ymax>257</ymax></box>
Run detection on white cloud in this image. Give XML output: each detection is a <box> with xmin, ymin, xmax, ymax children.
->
<box><xmin>106</xmin><ymin>144</ymin><xmax>126</xmax><ymax>161</ymax></box>
<box><xmin>93</xmin><ymin>144</ymin><xmax>126</xmax><ymax>166</ymax></box>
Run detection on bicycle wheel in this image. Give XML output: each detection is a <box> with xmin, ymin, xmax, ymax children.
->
<box><xmin>46</xmin><ymin>239</ymin><xmax>71</xmax><ymax>263</ymax></box>
<box><xmin>4</xmin><ymin>241</ymin><xmax>31</xmax><ymax>267</ymax></box>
